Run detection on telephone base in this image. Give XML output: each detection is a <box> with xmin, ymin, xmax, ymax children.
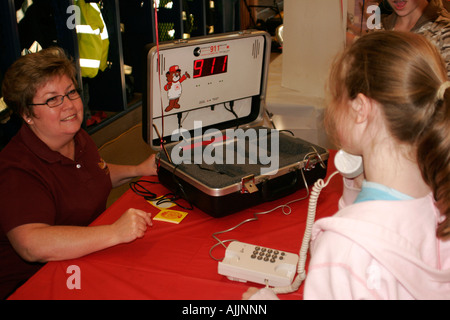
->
<box><xmin>218</xmin><ymin>241</ymin><xmax>298</xmax><ymax>287</ymax></box>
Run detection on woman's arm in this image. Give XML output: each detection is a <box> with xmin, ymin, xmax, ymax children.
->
<box><xmin>108</xmin><ymin>154</ymin><xmax>158</xmax><ymax>188</ymax></box>
<box><xmin>6</xmin><ymin>208</ymin><xmax>152</xmax><ymax>263</ymax></box>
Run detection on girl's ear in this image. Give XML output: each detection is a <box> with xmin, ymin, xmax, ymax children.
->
<box><xmin>351</xmin><ymin>93</ymin><xmax>373</xmax><ymax>124</ymax></box>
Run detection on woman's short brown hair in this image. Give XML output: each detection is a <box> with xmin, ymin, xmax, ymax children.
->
<box><xmin>1</xmin><ymin>47</ymin><xmax>78</xmax><ymax>118</ymax></box>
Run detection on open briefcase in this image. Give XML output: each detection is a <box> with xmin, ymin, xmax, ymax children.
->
<box><xmin>142</xmin><ymin>30</ymin><xmax>329</xmax><ymax>217</ymax></box>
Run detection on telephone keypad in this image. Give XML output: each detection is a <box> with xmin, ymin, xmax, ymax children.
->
<box><xmin>251</xmin><ymin>245</ymin><xmax>286</xmax><ymax>263</ymax></box>
<box><xmin>218</xmin><ymin>241</ymin><xmax>299</xmax><ymax>287</ymax></box>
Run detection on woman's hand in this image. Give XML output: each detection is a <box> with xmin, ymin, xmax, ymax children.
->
<box><xmin>137</xmin><ymin>153</ymin><xmax>158</xmax><ymax>177</ymax></box>
<box><xmin>111</xmin><ymin>208</ymin><xmax>153</xmax><ymax>244</ymax></box>
<box><xmin>6</xmin><ymin>208</ymin><xmax>152</xmax><ymax>263</ymax></box>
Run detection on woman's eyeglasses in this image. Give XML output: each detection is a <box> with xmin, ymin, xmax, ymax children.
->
<box><xmin>29</xmin><ymin>89</ymin><xmax>81</xmax><ymax>108</ymax></box>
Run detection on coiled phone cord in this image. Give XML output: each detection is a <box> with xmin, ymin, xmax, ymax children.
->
<box><xmin>272</xmin><ymin>170</ymin><xmax>340</xmax><ymax>294</ymax></box>
<box><xmin>209</xmin><ymin>148</ymin><xmax>324</xmax><ymax>261</ymax></box>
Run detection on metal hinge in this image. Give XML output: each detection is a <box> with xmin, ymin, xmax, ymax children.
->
<box><xmin>241</xmin><ymin>175</ymin><xmax>258</xmax><ymax>194</ymax></box>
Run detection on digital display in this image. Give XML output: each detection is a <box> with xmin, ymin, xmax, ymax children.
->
<box><xmin>193</xmin><ymin>55</ymin><xmax>228</xmax><ymax>78</ymax></box>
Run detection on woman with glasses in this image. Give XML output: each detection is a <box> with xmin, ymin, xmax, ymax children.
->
<box><xmin>0</xmin><ymin>47</ymin><xmax>156</xmax><ymax>299</ymax></box>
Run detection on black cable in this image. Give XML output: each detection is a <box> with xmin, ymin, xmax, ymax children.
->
<box><xmin>279</xmin><ymin>129</ymin><xmax>294</xmax><ymax>136</ymax></box>
<box><xmin>129</xmin><ymin>180</ymin><xmax>159</xmax><ymax>200</ymax></box>
<box><xmin>224</xmin><ymin>101</ymin><xmax>239</xmax><ymax>129</ymax></box>
<box><xmin>224</xmin><ymin>101</ymin><xmax>238</xmax><ymax>120</ymax></box>
<box><xmin>360</xmin><ymin>0</ymin><xmax>366</xmax><ymax>36</ymax></box>
<box><xmin>129</xmin><ymin>178</ymin><xmax>193</xmax><ymax>210</ymax></box>
<box><xmin>177</xmin><ymin>112</ymin><xmax>183</xmax><ymax>130</ymax></box>
<box><xmin>169</xmin><ymin>164</ymin><xmax>194</xmax><ymax>210</ymax></box>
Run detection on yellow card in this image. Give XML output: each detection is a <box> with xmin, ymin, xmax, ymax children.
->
<box><xmin>147</xmin><ymin>196</ymin><xmax>176</xmax><ymax>209</ymax></box>
<box><xmin>153</xmin><ymin>209</ymin><xmax>188</xmax><ymax>224</ymax></box>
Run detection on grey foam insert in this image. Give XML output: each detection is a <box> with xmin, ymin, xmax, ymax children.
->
<box><xmin>159</xmin><ymin>128</ymin><xmax>327</xmax><ymax>189</ymax></box>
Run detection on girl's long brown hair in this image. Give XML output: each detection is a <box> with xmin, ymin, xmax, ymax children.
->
<box><xmin>325</xmin><ymin>31</ymin><xmax>450</xmax><ymax>238</ymax></box>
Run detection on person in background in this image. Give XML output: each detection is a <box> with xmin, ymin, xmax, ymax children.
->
<box><xmin>443</xmin><ymin>0</ymin><xmax>450</xmax><ymax>11</ymax></box>
<box><xmin>244</xmin><ymin>31</ymin><xmax>450</xmax><ymax>299</ymax></box>
<box><xmin>0</xmin><ymin>47</ymin><xmax>157</xmax><ymax>299</ymax></box>
<box><xmin>381</xmin><ymin>0</ymin><xmax>450</xmax><ymax>76</ymax></box>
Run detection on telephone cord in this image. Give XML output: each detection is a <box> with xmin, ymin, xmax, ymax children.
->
<box><xmin>272</xmin><ymin>170</ymin><xmax>340</xmax><ymax>294</ymax></box>
<box><xmin>209</xmin><ymin>169</ymin><xmax>310</xmax><ymax>261</ymax></box>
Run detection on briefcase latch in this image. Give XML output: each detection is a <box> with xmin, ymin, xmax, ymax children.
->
<box><xmin>241</xmin><ymin>175</ymin><xmax>258</xmax><ymax>194</ymax></box>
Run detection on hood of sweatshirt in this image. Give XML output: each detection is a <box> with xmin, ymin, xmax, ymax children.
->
<box><xmin>311</xmin><ymin>193</ymin><xmax>450</xmax><ymax>300</ymax></box>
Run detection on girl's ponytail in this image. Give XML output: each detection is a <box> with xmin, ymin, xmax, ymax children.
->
<box><xmin>417</xmin><ymin>85</ymin><xmax>450</xmax><ymax>238</ymax></box>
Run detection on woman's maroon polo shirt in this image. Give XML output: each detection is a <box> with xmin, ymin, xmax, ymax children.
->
<box><xmin>0</xmin><ymin>124</ymin><xmax>112</xmax><ymax>298</ymax></box>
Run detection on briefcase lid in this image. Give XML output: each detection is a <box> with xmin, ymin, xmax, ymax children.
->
<box><xmin>142</xmin><ymin>30</ymin><xmax>272</xmax><ymax>149</ymax></box>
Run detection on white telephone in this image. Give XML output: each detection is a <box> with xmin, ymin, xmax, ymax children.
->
<box><xmin>217</xmin><ymin>150</ymin><xmax>363</xmax><ymax>294</ymax></box>
<box><xmin>218</xmin><ymin>241</ymin><xmax>299</xmax><ymax>287</ymax></box>
<box><xmin>334</xmin><ymin>149</ymin><xmax>364</xmax><ymax>179</ymax></box>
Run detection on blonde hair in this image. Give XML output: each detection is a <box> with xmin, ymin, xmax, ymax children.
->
<box><xmin>325</xmin><ymin>31</ymin><xmax>450</xmax><ymax>238</ymax></box>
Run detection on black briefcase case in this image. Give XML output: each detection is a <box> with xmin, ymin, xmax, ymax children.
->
<box><xmin>142</xmin><ymin>30</ymin><xmax>329</xmax><ymax>217</ymax></box>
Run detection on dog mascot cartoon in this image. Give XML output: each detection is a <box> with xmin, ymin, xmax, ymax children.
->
<box><xmin>164</xmin><ymin>65</ymin><xmax>190</xmax><ymax>112</ymax></box>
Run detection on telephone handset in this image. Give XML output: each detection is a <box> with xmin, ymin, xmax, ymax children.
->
<box><xmin>334</xmin><ymin>149</ymin><xmax>364</xmax><ymax>178</ymax></box>
<box><xmin>218</xmin><ymin>150</ymin><xmax>364</xmax><ymax>294</ymax></box>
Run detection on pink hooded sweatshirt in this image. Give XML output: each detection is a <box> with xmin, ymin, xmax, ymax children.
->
<box><xmin>250</xmin><ymin>178</ymin><xmax>450</xmax><ymax>300</ymax></box>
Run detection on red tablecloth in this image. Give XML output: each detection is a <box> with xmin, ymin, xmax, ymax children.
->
<box><xmin>8</xmin><ymin>150</ymin><xmax>342</xmax><ymax>300</ymax></box>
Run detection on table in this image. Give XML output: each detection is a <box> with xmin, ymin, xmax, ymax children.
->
<box><xmin>8</xmin><ymin>150</ymin><xmax>342</xmax><ymax>300</ymax></box>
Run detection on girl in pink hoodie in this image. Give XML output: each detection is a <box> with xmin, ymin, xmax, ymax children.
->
<box><xmin>244</xmin><ymin>31</ymin><xmax>450</xmax><ymax>300</ymax></box>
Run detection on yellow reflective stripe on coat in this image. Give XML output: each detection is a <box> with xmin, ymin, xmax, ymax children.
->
<box><xmin>75</xmin><ymin>0</ymin><xmax>109</xmax><ymax>78</ymax></box>
<box><xmin>79</xmin><ymin>58</ymin><xmax>101</xmax><ymax>69</ymax></box>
